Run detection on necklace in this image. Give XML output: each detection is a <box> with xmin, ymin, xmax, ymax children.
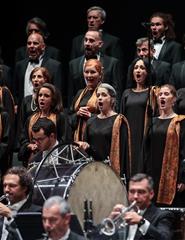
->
<box><xmin>31</xmin><ymin>96</ymin><xmax>37</xmax><ymax>112</ymax></box>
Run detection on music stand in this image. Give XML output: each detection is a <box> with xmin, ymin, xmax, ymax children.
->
<box><xmin>14</xmin><ymin>212</ymin><xmax>44</xmax><ymax>240</ymax></box>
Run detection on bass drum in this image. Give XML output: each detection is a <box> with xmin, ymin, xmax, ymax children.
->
<box><xmin>30</xmin><ymin>161</ymin><xmax>128</xmax><ymax>228</ymax></box>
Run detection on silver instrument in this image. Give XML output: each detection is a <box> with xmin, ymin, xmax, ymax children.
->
<box><xmin>0</xmin><ymin>194</ymin><xmax>10</xmax><ymax>206</ymax></box>
<box><xmin>99</xmin><ymin>200</ymin><xmax>138</xmax><ymax>236</ymax></box>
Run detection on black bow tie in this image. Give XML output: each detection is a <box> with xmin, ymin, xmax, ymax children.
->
<box><xmin>153</xmin><ymin>38</ymin><xmax>163</xmax><ymax>44</ymax></box>
<box><xmin>85</xmin><ymin>55</ymin><xmax>97</xmax><ymax>60</ymax></box>
<box><xmin>29</xmin><ymin>58</ymin><xmax>40</xmax><ymax>64</ymax></box>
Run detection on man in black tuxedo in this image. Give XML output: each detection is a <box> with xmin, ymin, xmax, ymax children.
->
<box><xmin>15</xmin><ymin>16</ymin><xmax>62</xmax><ymax>63</ymax></box>
<box><xmin>68</xmin><ymin>30</ymin><xmax>123</xmax><ymax>109</ymax></box>
<box><xmin>0</xmin><ymin>166</ymin><xmax>41</xmax><ymax>240</ymax></box>
<box><xmin>13</xmin><ymin>32</ymin><xmax>64</xmax><ymax>108</ymax></box>
<box><xmin>149</xmin><ymin>12</ymin><xmax>184</xmax><ymax>66</ymax></box>
<box><xmin>70</xmin><ymin>6</ymin><xmax>124</xmax><ymax>64</ymax></box>
<box><xmin>126</xmin><ymin>37</ymin><xmax>171</xmax><ymax>88</ymax></box>
<box><xmin>105</xmin><ymin>173</ymin><xmax>174</xmax><ymax>240</ymax></box>
<box><xmin>41</xmin><ymin>196</ymin><xmax>86</xmax><ymax>240</ymax></box>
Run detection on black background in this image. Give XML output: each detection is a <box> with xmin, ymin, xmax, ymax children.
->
<box><xmin>1</xmin><ymin>0</ymin><xmax>184</xmax><ymax>70</ymax></box>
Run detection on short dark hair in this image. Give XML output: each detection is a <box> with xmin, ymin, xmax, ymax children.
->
<box><xmin>32</xmin><ymin>117</ymin><xmax>57</xmax><ymax>136</ymax></box>
<box><xmin>35</xmin><ymin>83</ymin><xmax>63</xmax><ymax>113</ymax></box>
<box><xmin>26</xmin><ymin>17</ymin><xmax>50</xmax><ymax>39</ymax></box>
<box><xmin>130</xmin><ymin>173</ymin><xmax>154</xmax><ymax>190</ymax></box>
<box><xmin>3</xmin><ymin>166</ymin><xmax>33</xmax><ymax>195</ymax></box>
<box><xmin>87</xmin><ymin>6</ymin><xmax>106</xmax><ymax>21</ymax></box>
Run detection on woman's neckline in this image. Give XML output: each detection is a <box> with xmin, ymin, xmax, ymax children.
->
<box><xmin>158</xmin><ymin>112</ymin><xmax>177</xmax><ymax>119</ymax></box>
<box><xmin>97</xmin><ymin>112</ymin><xmax>117</xmax><ymax>119</ymax></box>
<box><xmin>132</xmin><ymin>87</ymin><xmax>148</xmax><ymax>93</ymax></box>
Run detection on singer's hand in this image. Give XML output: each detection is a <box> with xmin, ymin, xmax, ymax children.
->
<box><xmin>0</xmin><ymin>202</ymin><xmax>12</xmax><ymax>218</ymax></box>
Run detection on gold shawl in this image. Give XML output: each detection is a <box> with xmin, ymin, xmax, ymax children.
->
<box><xmin>74</xmin><ymin>86</ymin><xmax>99</xmax><ymax>141</ymax></box>
<box><xmin>157</xmin><ymin>115</ymin><xmax>185</xmax><ymax>205</ymax></box>
<box><xmin>110</xmin><ymin>114</ymin><xmax>131</xmax><ymax>176</ymax></box>
<box><xmin>28</xmin><ymin>112</ymin><xmax>56</xmax><ymax>141</ymax></box>
<box><xmin>144</xmin><ymin>86</ymin><xmax>159</xmax><ymax>136</ymax></box>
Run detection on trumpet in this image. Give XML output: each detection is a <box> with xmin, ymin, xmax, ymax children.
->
<box><xmin>0</xmin><ymin>194</ymin><xmax>10</xmax><ymax>206</ymax></box>
<box><xmin>99</xmin><ymin>201</ymin><xmax>138</xmax><ymax>236</ymax></box>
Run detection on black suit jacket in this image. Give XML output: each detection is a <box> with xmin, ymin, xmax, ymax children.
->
<box><xmin>38</xmin><ymin>230</ymin><xmax>86</xmax><ymax>240</ymax></box>
<box><xmin>13</xmin><ymin>56</ymin><xmax>64</xmax><ymax>106</ymax></box>
<box><xmin>0</xmin><ymin>197</ymin><xmax>41</xmax><ymax>240</ymax></box>
<box><xmin>169</xmin><ymin>60</ymin><xmax>185</xmax><ymax>89</ymax></box>
<box><xmin>68</xmin><ymin>54</ymin><xmax>123</xmax><ymax>107</ymax></box>
<box><xmin>157</xmin><ymin>39</ymin><xmax>184</xmax><ymax>65</ymax></box>
<box><xmin>0</xmin><ymin>64</ymin><xmax>13</xmax><ymax>91</ymax></box>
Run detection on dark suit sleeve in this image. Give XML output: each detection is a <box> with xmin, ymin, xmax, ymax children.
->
<box><xmin>144</xmin><ymin>210</ymin><xmax>174</xmax><ymax>240</ymax></box>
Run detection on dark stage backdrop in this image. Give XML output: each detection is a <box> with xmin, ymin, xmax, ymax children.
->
<box><xmin>0</xmin><ymin>0</ymin><xmax>184</xmax><ymax>72</ymax></box>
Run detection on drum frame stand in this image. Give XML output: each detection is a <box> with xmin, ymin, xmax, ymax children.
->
<box><xmin>31</xmin><ymin>143</ymin><xmax>91</xmax><ymax>202</ymax></box>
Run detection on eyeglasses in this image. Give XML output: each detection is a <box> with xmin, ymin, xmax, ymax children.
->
<box><xmin>32</xmin><ymin>135</ymin><xmax>48</xmax><ymax>143</ymax></box>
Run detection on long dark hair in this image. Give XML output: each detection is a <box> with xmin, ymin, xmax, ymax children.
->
<box><xmin>128</xmin><ymin>57</ymin><xmax>156</xmax><ymax>88</ymax></box>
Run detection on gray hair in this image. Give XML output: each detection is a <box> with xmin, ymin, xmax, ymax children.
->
<box><xmin>136</xmin><ymin>37</ymin><xmax>154</xmax><ymax>49</ymax></box>
<box><xmin>87</xmin><ymin>6</ymin><xmax>106</xmax><ymax>21</ymax></box>
<box><xmin>97</xmin><ymin>83</ymin><xmax>116</xmax><ymax>98</ymax></box>
<box><xmin>96</xmin><ymin>83</ymin><xmax>116</xmax><ymax>109</ymax></box>
<box><xmin>43</xmin><ymin>196</ymin><xmax>71</xmax><ymax>216</ymax></box>
<box><xmin>130</xmin><ymin>173</ymin><xmax>154</xmax><ymax>190</ymax></box>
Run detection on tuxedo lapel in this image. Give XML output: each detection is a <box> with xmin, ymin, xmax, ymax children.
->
<box><xmin>158</xmin><ymin>40</ymin><xmax>168</xmax><ymax>60</ymax></box>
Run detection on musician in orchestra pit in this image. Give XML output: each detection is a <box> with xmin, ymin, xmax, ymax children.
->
<box><xmin>0</xmin><ymin>166</ymin><xmax>41</xmax><ymax>240</ymax></box>
<box><xmin>27</xmin><ymin>117</ymin><xmax>59</xmax><ymax>166</ymax></box>
<box><xmin>107</xmin><ymin>173</ymin><xmax>174</xmax><ymax>240</ymax></box>
<box><xmin>40</xmin><ymin>196</ymin><xmax>86</xmax><ymax>240</ymax></box>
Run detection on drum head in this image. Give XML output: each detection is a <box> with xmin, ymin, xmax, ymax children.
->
<box><xmin>68</xmin><ymin>161</ymin><xmax>128</xmax><ymax>228</ymax></box>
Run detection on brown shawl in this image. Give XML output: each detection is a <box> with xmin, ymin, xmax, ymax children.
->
<box><xmin>157</xmin><ymin>115</ymin><xmax>185</xmax><ymax>205</ymax></box>
<box><xmin>0</xmin><ymin>87</ymin><xmax>2</xmax><ymax>141</ymax></box>
<box><xmin>0</xmin><ymin>113</ymin><xmax>2</xmax><ymax>141</ymax></box>
<box><xmin>110</xmin><ymin>114</ymin><xmax>131</xmax><ymax>176</ymax></box>
<box><xmin>74</xmin><ymin>86</ymin><xmax>99</xmax><ymax>141</ymax></box>
<box><xmin>28</xmin><ymin>112</ymin><xmax>56</xmax><ymax>141</ymax></box>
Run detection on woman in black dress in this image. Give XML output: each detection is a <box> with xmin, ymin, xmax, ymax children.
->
<box><xmin>69</xmin><ymin>59</ymin><xmax>103</xmax><ymax>141</ymax></box>
<box><xmin>18</xmin><ymin>83</ymin><xmax>70</xmax><ymax>166</ymax></box>
<box><xmin>120</xmin><ymin>57</ymin><xmax>158</xmax><ymax>175</ymax></box>
<box><xmin>144</xmin><ymin>84</ymin><xmax>185</xmax><ymax>207</ymax></box>
<box><xmin>77</xmin><ymin>83</ymin><xmax>131</xmax><ymax>179</ymax></box>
